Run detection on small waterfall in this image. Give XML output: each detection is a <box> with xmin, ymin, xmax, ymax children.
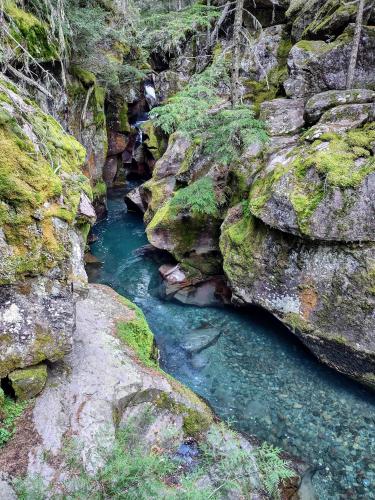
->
<box><xmin>144</xmin><ymin>83</ymin><xmax>157</xmax><ymax>109</ymax></box>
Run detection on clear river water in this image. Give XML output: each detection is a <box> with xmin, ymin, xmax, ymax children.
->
<box><xmin>89</xmin><ymin>188</ymin><xmax>375</xmax><ymax>500</ymax></box>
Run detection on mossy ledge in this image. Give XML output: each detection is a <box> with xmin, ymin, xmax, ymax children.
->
<box><xmin>115</xmin><ymin>293</ymin><xmax>214</xmax><ymax>435</ymax></box>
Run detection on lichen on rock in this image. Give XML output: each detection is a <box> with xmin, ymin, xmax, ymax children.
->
<box><xmin>8</xmin><ymin>363</ymin><xmax>47</xmax><ymax>401</ymax></box>
<box><xmin>249</xmin><ymin>123</ymin><xmax>375</xmax><ymax>241</ymax></box>
<box><xmin>220</xmin><ymin>207</ymin><xmax>375</xmax><ymax>388</ymax></box>
<box><xmin>0</xmin><ymin>74</ymin><xmax>95</xmax><ymax>379</ymax></box>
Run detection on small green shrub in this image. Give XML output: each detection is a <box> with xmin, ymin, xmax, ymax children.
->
<box><xmin>0</xmin><ymin>396</ymin><xmax>29</xmax><ymax>447</ymax></box>
<box><xmin>14</xmin><ymin>418</ymin><xmax>296</xmax><ymax>499</ymax></box>
<box><xmin>255</xmin><ymin>442</ymin><xmax>295</xmax><ymax>498</ymax></box>
<box><xmin>151</xmin><ymin>58</ymin><xmax>268</xmax><ymax>166</ymax></box>
<box><xmin>170</xmin><ymin>177</ymin><xmax>218</xmax><ymax>216</ymax></box>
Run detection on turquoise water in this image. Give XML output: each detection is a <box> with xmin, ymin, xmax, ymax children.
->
<box><xmin>90</xmin><ymin>189</ymin><xmax>375</xmax><ymax>499</ymax></box>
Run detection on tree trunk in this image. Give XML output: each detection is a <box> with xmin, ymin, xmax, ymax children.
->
<box><xmin>346</xmin><ymin>0</ymin><xmax>365</xmax><ymax>89</ymax></box>
<box><xmin>207</xmin><ymin>0</ymin><xmax>211</xmax><ymax>43</ymax></box>
<box><xmin>231</xmin><ymin>0</ymin><xmax>244</xmax><ymax>106</ymax></box>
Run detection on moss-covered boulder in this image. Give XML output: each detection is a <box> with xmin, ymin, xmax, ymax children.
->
<box><xmin>9</xmin><ymin>364</ymin><xmax>47</xmax><ymax>401</ymax></box>
<box><xmin>141</xmin><ymin>121</ymin><xmax>165</xmax><ymax>161</ymax></box>
<box><xmin>249</xmin><ymin>124</ymin><xmax>375</xmax><ymax>241</ymax></box>
<box><xmin>0</xmin><ymin>75</ymin><xmax>94</xmax><ymax>378</ymax></box>
<box><xmin>220</xmin><ymin>206</ymin><xmax>375</xmax><ymax>388</ymax></box>
<box><xmin>141</xmin><ymin>133</ymin><xmax>192</xmax><ymax>223</ymax></box>
<box><xmin>284</xmin><ymin>26</ymin><xmax>375</xmax><ymax>98</ymax></box>
<box><xmin>146</xmin><ymin>198</ymin><xmax>223</xmax><ymax>275</ymax></box>
<box><xmin>286</xmin><ymin>0</ymin><xmax>362</xmax><ymax>41</ymax></box>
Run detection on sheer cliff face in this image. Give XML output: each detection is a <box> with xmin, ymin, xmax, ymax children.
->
<box><xmin>0</xmin><ymin>75</ymin><xmax>95</xmax><ymax>379</ymax></box>
<box><xmin>144</xmin><ymin>2</ymin><xmax>375</xmax><ymax>386</ymax></box>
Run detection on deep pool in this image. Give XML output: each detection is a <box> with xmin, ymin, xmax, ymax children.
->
<box><xmin>90</xmin><ymin>188</ymin><xmax>375</xmax><ymax>499</ymax></box>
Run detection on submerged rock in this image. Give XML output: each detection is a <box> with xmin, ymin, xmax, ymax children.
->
<box><xmin>182</xmin><ymin>328</ymin><xmax>221</xmax><ymax>354</ymax></box>
<box><xmin>159</xmin><ymin>264</ymin><xmax>230</xmax><ymax>307</ymax></box>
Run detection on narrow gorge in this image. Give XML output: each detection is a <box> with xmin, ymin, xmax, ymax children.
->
<box><xmin>0</xmin><ymin>0</ymin><xmax>374</xmax><ymax>499</ymax></box>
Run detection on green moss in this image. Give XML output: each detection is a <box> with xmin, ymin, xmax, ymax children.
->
<box><xmin>117</xmin><ymin>297</ymin><xmax>157</xmax><ymax>368</ymax></box>
<box><xmin>367</xmin><ymin>266</ymin><xmax>375</xmax><ymax>295</ymax></box>
<box><xmin>243</xmin><ymin>32</ymin><xmax>291</xmax><ymax>114</ymax></box>
<box><xmin>290</xmin><ymin>190</ymin><xmax>324</xmax><ymax>233</ymax></box>
<box><xmin>0</xmin><ymin>396</ymin><xmax>29</xmax><ymax>447</ymax></box>
<box><xmin>92</xmin><ymin>180</ymin><xmax>107</xmax><ymax>200</ymax></box>
<box><xmin>155</xmin><ymin>392</ymin><xmax>211</xmax><ymax>437</ymax></box>
<box><xmin>44</xmin><ymin>205</ymin><xmax>75</xmax><ymax>223</ymax></box>
<box><xmin>220</xmin><ymin>212</ymin><xmax>258</xmax><ymax>283</ymax></box>
<box><xmin>118</xmin><ymin>103</ymin><xmax>131</xmax><ymax>133</ymax></box>
<box><xmin>0</xmin><ymin>388</ymin><xmax>4</xmax><ymax>408</ymax></box>
<box><xmin>249</xmin><ymin>163</ymin><xmax>289</xmax><ymax>214</ymax></box>
<box><xmin>4</xmin><ymin>0</ymin><xmax>58</xmax><ymax>61</ymax></box>
<box><xmin>311</xmin><ymin>139</ymin><xmax>374</xmax><ymax>188</ymax></box>
<box><xmin>0</xmin><ymin>76</ymin><xmax>92</xmax><ymax>284</ymax></box>
<box><xmin>9</xmin><ymin>364</ymin><xmax>47</xmax><ymax>401</ymax></box>
<box><xmin>295</xmin><ymin>40</ymin><xmax>332</xmax><ymax>54</ymax></box>
<box><xmin>70</xmin><ymin>66</ymin><xmax>97</xmax><ymax>86</ymax></box>
<box><xmin>284</xmin><ymin>312</ymin><xmax>312</xmax><ymax>333</ymax></box>
<box><xmin>142</xmin><ymin>121</ymin><xmax>163</xmax><ymax>160</ymax></box>
<box><xmin>177</xmin><ymin>140</ymin><xmax>200</xmax><ymax>175</ymax></box>
<box><xmin>304</xmin><ymin>0</ymin><xmax>357</xmax><ymax>36</ymax></box>
<box><xmin>143</xmin><ymin>178</ymin><xmax>174</xmax><ymax>224</ymax></box>
<box><xmin>249</xmin><ymin>124</ymin><xmax>375</xmax><ymax>235</ymax></box>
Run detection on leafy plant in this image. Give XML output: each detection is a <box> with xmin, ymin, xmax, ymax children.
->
<box><xmin>255</xmin><ymin>442</ymin><xmax>295</xmax><ymax>498</ymax></box>
<box><xmin>151</xmin><ymin>58</ymin><xmax>268</xmax><ymax>166</ymax></box>
<box><xmin>0</xmin><ymin>396</ymin><xmax>28</xmax><ymax>447</ymax></box>
<box><xmin>200</xmin><ymin>423</ymin><xmax>259</xmax><ymax>497</ymax></box>
<box><xmin>14</xmin><ymin>417</ymin><xmax>296</xmax><ymax>499</ymax></box>
<box><xmin>150</xmin><ymin>56</ymin><xmax>228</xmax><ymax>135</ymax></box>
<box><xmin>170</xmin><ymin>177</ymin><xmax>218</xmax><ymax>216</ymax></box>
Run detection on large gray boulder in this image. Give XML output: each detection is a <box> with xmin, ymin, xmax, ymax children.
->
<box><xmin>305</xmin><ymin>89</ymin><xmax>375</xmax><ymax>123</ymax></box>
<box><xmin>248</xmin><ymin>124</ymin><xmax>375</xmax><ymax>241</ymax></box>
<box><xmin>220</xmin><ymin>206</ymin><xmax>375</xmax><ymax>388</ymax></box>
<box><xmin>260</xmin><ymin>98</ymin><xmax>305</xmax><ymax>135</ymax></box>
<box><xmin>240</xmin><ymin>24</ymin><xmax>288</xmax><ymax>80</ymax></box>
<box><xmin>284</xmin><ymin>26</ymin><xmax>375</xmax><ymax>98</ymax></box>
<box><xmin>286</xmin><ymin>0</ymin><xmax>364</xmax><ymax>41</ymax></box>
<box><xmin>19</xmin><ymin>285</ymin><xmax>213</xmax><ymax>485</ymax></box>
